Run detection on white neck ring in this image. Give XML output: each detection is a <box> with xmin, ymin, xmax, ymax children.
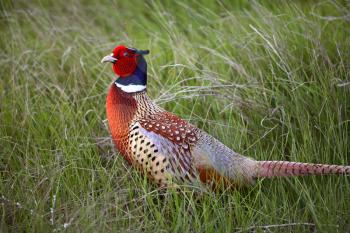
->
<box><xmin>115</xmin><ymin>82</ymin><xmax>146</xmax><ymax>93</ymax></box>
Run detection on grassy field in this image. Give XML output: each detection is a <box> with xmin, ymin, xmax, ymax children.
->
<box><xmin>1</xmin><ymin>0</ymin><xmax>350</xmax><ymax>232</ymax></box>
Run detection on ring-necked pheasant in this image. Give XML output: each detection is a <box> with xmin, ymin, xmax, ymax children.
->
<box><xmin>101</xmin><ymin>45</ymin><xmax>350</xmax><ymax>188</ymax></box>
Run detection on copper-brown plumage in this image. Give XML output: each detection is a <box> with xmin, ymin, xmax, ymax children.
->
<box><xmin>106</xmin><ymin>84</ymin><xmax>137</xmax><ymax>164</ymax></box>
<box><xmin>102</xmin><ymin>45</ymin><xmax>350</xmax><ymax>189</ymax></box>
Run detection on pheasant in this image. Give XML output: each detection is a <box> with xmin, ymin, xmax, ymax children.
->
<box><xmin>101</xmin><ymin>45</ymin><xmax>350</xmax><ymax>188</ymax></box>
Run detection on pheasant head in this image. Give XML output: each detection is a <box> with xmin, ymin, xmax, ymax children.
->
<box><xmin>101</xmin><ymin>45</ymin><xmax>150</xmax><ymax>93</ymax></box>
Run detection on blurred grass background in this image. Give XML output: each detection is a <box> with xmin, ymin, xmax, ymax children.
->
<box><xmin>0</xmin><ymin>0</ymin><xmax>350</xmax><ymax>232</ymax></box>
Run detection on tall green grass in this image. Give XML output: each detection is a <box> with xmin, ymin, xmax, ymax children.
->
<box><xmin>1</xmin><ymin>0</ymin><xmax>349</xmax><ymax>232</ymax></box>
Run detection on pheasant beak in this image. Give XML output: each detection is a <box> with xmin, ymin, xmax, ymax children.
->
<box><xmin>101</xmin><ymin>53</ymin><xmax>117</xmax><ymax>63</ymax></box>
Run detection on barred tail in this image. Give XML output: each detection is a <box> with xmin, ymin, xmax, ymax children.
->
<box><xmin>256</xmin><ymin>161</ymin><xmax>350</xmax><ymax>178</ymax></box>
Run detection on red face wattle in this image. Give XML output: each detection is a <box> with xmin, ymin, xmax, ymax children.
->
<box><xmin>112</xmin><ymin>45</ymin><xmax>138</xmax><ymax>77</ymax></box>
<box><xmin>101</xmin><ymin>45</ymin><xmax>149</xmax><ymax>78</ymax></box>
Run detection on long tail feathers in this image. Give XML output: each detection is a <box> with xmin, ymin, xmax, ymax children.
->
<box><xmin>256</xmin><ymin>161</ymin><xmax>350</xmax><ymax>178</ymax></box>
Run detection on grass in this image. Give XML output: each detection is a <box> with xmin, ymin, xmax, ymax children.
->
<box><xmin>1</xmin><ymin>0</ymin><xmax>349</xmax><ymax>232</ymax></box>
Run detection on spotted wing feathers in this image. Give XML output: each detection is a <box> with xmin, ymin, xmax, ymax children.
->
<box><xmin>128</xmin><ymin>112</ymin><xmax>202</xmax><ymax>184</ymax></box>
